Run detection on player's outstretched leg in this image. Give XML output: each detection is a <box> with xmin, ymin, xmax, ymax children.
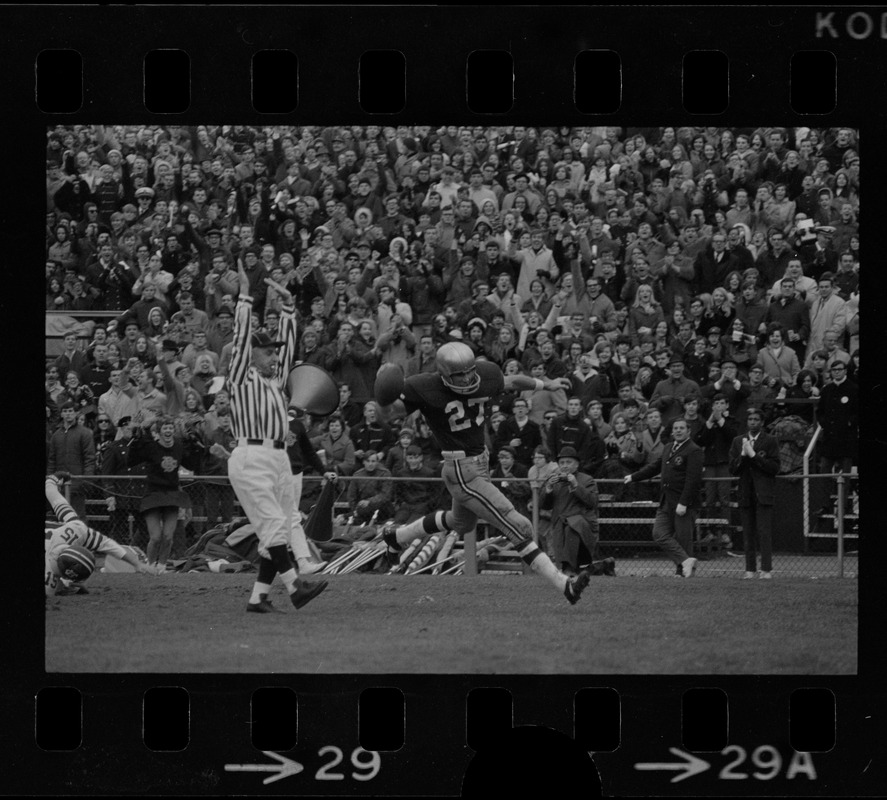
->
<box><xmin>512</xmin><ymin>537</ymin><xmax>591</xmax><ymax>605</ymax></box>
<box><xmin>382</xmin><ymin>510</ymin><xmax>451</xmax><ymax>564</ymax></box>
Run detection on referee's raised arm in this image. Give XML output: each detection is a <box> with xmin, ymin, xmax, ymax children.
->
<box><xmin>228</xmin><ymin>262</ymin><xmax>254</xmax><ymax>387</ymax></box>
<box><xmin>264</xmin><ymin>275</ymin><xmax>297</xmax><ymax>390</ymax></box>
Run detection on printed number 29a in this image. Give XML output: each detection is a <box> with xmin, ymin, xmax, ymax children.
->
<box><xmin>316</xmin><ymin>747</ymin><xmax>380</xmax><ymax>782</ymax></box>
<box><xmin>719</xmin><ymin>746</ymin><xmax>817</xmax><ymax>781</ymax></box>
<box><xmin>446</xmin><ymin>397</ymin><xmax>487</xmax><ymax>432</ymax></box>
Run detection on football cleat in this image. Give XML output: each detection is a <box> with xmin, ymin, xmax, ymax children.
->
<box><xmin>381</xmin><ymin>522</ymin><xmax>400</xmax><ymax>549</ymax></box>
<box><xmin>297</xmin><ymin>559</ymin><xmax>326</xmax><ymax>576</ymax></box>
<box><xmin>381</xmin><ymin>522</ymin><xmax>402</xmax><ymax>566</ymax></box>
<box><xmin>246</xmin><ymin>593</ymin><xmax>285</xmax><ymax>614</ymax></box>
<box><xmin>564</xmin><ymin>570</ymin><xmax>591</xmax><ymax>605</ymax></box>
<box><xmin>290</xmin><ymin>579</ymin><xmax>328</xmax><ymax>609</ymax></box>
<box><xmin>681</xmin><ymin>557</ymin><xmax>698</xmax><ymax>578</ymax></box>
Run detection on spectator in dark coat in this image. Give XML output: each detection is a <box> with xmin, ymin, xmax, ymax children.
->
<box><xmin>694</xmin><ymin>393</ymin><xmax>739</xmax><ymax>540</ymax></box>
<box><xmin>493</xmin><ymin>396</ymin><xmax>543</xmax><ymax>468</ymax></box>
<box><xmin>694</xmin><ymin>233</ymin><xmax>740</xmax><ymax>294</ymax></box>
<box><xmin>728</xmin><ymin>406</ymin><xmax>780</xmax><ymax>578</ymax></box>
<box><xmin>624</xmin><ymin>417</ymin><xmax>704</xmax><ymax>578</ymax></box>
<box><xmin>649</xmin><ymin>354</ymin><xmax>701</xmax><ymax>426</ymax></box>
<box><xmin>47</xmin><ymin>402</ymin><xmax>97</xmax><ymax>518</ymax></box>
<box><xmin>392</xmin><ymin>447</ymin><xmax>442</xmax><ymax>525</ymax></box>
<box><xmin>547</xmin><ymin>396</ymin><xmax>606</xmax><ymax>477</ymax></box>
<box><xmin>817</xmin><ymin>360</ymin><xmax>858</xmax><ymax>475</ymax></box>
<box><xmin>763</xmin><ymin>277</ymin><xmax>811</xmax><ymax>361</ymax></box>
<box><xmin>345</xmin><ymin>449</ymin><xmax>394</xmax><ymax>523</ymax></box>
<box><xmin>489</xmin><ymin>447</ymin><xmax>532</xmax><ymax>533</ymax></box>
<box><xmin>538</xmin><ymin>446</ymin><xmax>603</xmax><ymax>576</ymax></box>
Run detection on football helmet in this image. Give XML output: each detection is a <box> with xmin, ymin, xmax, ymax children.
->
<box><xmin>436</xmin><ymin>342</ymin><xmax>481</xmax><ymax>394</ymax></box>
<box><xmin>57</xmin><ymin>544</ymin><xmax>96</xmax><ymax>582</ymax></box>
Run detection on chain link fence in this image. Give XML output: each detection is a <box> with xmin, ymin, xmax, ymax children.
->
<box><xmin>51</xmin><ymin>469</ymin><xmax>857</xmax><ymax>579</ymax></box>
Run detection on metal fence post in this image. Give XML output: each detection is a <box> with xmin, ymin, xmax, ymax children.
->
<box><xmin>463</xmin><ymin>528</ymin><xmax>477</xmax><ymax>576</ymax></box>
<box><xmin>836</xmin><ymin>472</ymin><xmax>845</xmax><ymax>579</ymax></box>
<box><xmin>531</xmin><ymin>485</ymin><xmax>539</xmax><ymax>545</ymax></box>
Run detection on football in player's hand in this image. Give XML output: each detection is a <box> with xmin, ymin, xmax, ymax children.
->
<box><xmin>57</xmin><ymin>545</ymin><xmax>95</xmax><ymax>582</ymax></box>
<box><xmin>375</xmin><ymin>363</ymin><xmax>405</xmax><ymax>406</ymax></box>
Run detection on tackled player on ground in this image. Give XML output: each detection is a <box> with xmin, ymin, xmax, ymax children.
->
<box><xmin>45</xmin><ymin>471</ymin><xmax>159</xmax><ymax>598</ymax></box>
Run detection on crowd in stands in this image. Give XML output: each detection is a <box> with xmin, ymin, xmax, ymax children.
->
<box><xmin>45</xmin><ymin>124</ymin><xmax>860</xmax><ymax>506</ymax></box>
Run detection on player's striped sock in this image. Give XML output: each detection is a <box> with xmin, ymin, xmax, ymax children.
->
<box><xmin>394</xmin><ymin>510</ymin><xmax>448</xmax><ymax>547</ymax></box>
<box><xmin>517</xmin><ymin>542</ymin><xmax>568</xmax><ymax>592</ymax></box>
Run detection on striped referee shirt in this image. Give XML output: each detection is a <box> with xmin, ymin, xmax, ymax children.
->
<box><xmin>228</xmin><ymin>295</ymin><xmax>297</xmax><ymax>442</ymax></box>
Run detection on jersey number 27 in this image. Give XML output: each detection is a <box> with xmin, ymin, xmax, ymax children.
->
<box><xmin>445</xmin><ymin>397</ymin><xmax>488</xmax><ymax>432</ymax></box>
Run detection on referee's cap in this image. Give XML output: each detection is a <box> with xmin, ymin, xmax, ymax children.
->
<box><xmin>251</xmin><ymin>331</ymin><xmax>285</xmax><ymax>349</ymax></box>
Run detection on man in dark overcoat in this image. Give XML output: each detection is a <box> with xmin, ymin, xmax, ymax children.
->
<box><xmin>728</xmin><ymin>407</ymin><xmax>780</xmax><ymax>578</ymax></box>
<box><xmin>624</xmin><ymin>417</ymin><xmax>704</xmax><ymax>577</ymax></box>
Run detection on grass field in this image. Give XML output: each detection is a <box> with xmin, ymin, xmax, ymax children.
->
<box><xmin>46</xmin><ymin>569</ymin><xmax>857</xmax><ymax>674</ymax></box>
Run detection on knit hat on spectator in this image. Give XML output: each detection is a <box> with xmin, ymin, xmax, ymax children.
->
<box><xmin>406</xmin><ymin>444</ymin><xmax>423</xmax><ymax>456</ymax></box>
<box><xmin>206</xmin><ymin>227</ymin><xmax>222</xmax><ymax>238</ymax></box>
<box><xmin>399</xmin><ymin>428</ymin><xmax>415</xmax><ymax>440</ymax></box>
<box><xmin>215</xmin><ymin>306</ymin><xmax>233</xmax><ymax>318</ymax></box>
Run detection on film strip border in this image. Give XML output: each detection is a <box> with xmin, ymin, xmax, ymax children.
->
<box><xmin>20</xmin><ymin>677</ymin><xmax>874</xmax><ymax>795</ymax></box>
<box><xmin>2</xmin><ymin>6</ymin><xmax>879</xmax><ymax>120</ymax></box>
<box><xmin>9</xmin><ymin>3</ymin><xmax>885</xmax><ymax>796</ymax></box>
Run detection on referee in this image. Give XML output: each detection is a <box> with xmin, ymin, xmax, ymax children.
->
<box><xmin>228</xmin><ymin>263</ymin><xmax>328</xmax><ymax>614</ymax></box>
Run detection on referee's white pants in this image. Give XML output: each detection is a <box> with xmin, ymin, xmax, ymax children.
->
<box><xmin>228</xmin><ymin>446</ymin><xmax>294</xmax><ymax>559</ymax></box>
<box><xmin>289</xmin><ymin>473</ymin><xmax>312</xmax><ymax>561</ymax></box>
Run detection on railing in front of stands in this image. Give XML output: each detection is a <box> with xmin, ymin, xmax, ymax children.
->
<box><xmin>51</xmin><ymin>471</ymin><xmax>857</xmax><ymax>578</ymax></box>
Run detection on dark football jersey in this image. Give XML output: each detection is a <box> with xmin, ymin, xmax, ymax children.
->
<box><xmin>401</xmin><ymin>361</ymin><xmax>504</xmax><ymax>455</ymax></box>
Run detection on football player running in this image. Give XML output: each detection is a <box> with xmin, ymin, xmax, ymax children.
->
<box><xmin>45</xmin><ymin>471</ymin><xmax>158</xmax><ymax>597</ymax></box>
<box><xmin>377</xmin><ymin>342</ymin><xmax>592</xmax><ymax>604</ymax></box>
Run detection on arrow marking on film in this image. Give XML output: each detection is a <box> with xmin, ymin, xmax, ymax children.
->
<box><xmin>634</xmin><ymin>747</ymin><xmax>711</xmax><ymax>783</ymax></box>
<box><xmin>225</xmin><ymin>751</ymin><xmax>304</xmax><ymax>785</ymax></box>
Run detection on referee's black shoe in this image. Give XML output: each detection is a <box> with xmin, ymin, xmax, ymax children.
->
<box><xmin>290</xmin><ymin>579</ymin><xmax>328</xmax><ymax>609</ymax></box>
<box><xmin>564</xmin><ymin>570</ymin><xmax>591</xmax><ymax>605</ymax></box>
<box><xmin>247</xmin><ymin>594</ymin><xmax>285</xmax><ymax>614</ymax></box>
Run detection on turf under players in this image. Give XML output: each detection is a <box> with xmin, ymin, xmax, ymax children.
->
<box><xmin>376</xmin><ymin>342</ymin><xmax>592</xmax><ymax>604</ymax></box>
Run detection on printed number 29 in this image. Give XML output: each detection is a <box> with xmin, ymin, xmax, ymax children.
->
<box><xmin>446</xmin><ymin>397</ymin><xmax>487</xmax><ymax>432</ymax></box>
<box><xmin>316</xmin><ymin>747</ymin><xmax>381</xmax><ymax>782</ymax></box>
